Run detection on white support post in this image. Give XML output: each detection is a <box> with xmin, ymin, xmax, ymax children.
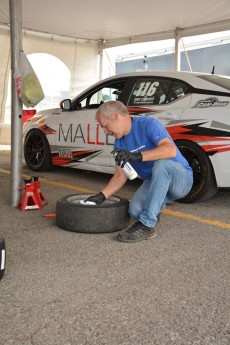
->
<box><xmin>98</xmin><ymin>40</ymin><xmax>104</xmax><ymax>81</ymax></box>
<box><xmin>9</xmin><ymin>0</ymin><xmax>23</xmax><ymax>207</ymax></box>
<box><xmin>174</xmin><ymin>27</ymin><xmax>181</xmax><ymax>71</ymax></box>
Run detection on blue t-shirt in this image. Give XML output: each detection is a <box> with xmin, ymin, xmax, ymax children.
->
<box><xmin>114</xmin><ymin>117</ymin><xmax>192</xmax><ymax>180</ymax></box>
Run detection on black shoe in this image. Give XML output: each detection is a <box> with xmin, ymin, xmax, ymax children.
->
<box><xmin>116</xmin><ymin>221</ymin><xmax>156</xmax><ymax>243</ymax></box>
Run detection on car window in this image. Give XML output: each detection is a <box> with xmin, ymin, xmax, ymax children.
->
<box><xmin>79</xmin><ymin>81</ymin><xmax>126</xmax><ymax>109</ymax></box>
<box><xmin>128</xmin><ymin>78</ymin><xmax>172</xmax><ymax>106</ymax></box>
<box><xmin>165</xmin><ymin>81</ymin><xmax>190</xmax><ymax>103</ymax></box>
<box><xmin>128</xmin><ymin>78</ymin><xmax>190</xmax><ymax>107</ymax></box>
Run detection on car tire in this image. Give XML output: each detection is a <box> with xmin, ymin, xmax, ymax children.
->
<box><xmin>24</xmin><ymin>129</ymin><xmax>53</xmax><ymax>171</ymax></box>
<box><xmin>0</xmin><ymin>237</ymin><xmax>6</xmax><ymax>280</ymax></box>
<box><xmin>56</xmin><ymin>194</ymin><xmax>130</xmax><ymax>233</ymax></box>
<box><xmin>176</xmin><ymin>140</ymin><xmax>218</xmax><ymax>203</ymax></box>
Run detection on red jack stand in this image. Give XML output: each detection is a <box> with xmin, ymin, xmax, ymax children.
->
<box><xmin>17</xmin><ymin>177</ymin><xmax>42</xmax><ymax>212</ymax></box>
<box><xmin>33</xmin><ymin>176</ymin><xmax>48</xmax><ymax>209</ymax></box>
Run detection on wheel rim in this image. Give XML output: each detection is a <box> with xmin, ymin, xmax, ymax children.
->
<box><xmin>178</xmin><ymin>145</ymin><xmax>202</xmax><ymax>194</ymax></box>
<box><xmin>66</xmin><ymin>194</ymin><xmax>121</xmax><ymax>205</ymax></box>
<box><xmin>25</xmin><ymin>133</ymin><xmax>45</xmax><ymax>168</ymax></box>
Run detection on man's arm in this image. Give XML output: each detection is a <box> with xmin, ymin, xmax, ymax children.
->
<box><xmin>141</xmin><ymin>138</ymin><xmax>177</xmax><ymax>162</ymax></box>
<box><xmin>85</xmin><ymin>166</ymin><xmax>127</xmax><ymax>204</ymax></box>
<box><xmin>113</xmin><ymin>138</ymin><xmax>177</xmax><ymax>167</ymax></box>
<box><xmin>101</xmin><ymin>165</ymin><xmax>128</xmax><ymax>199</ymax></box>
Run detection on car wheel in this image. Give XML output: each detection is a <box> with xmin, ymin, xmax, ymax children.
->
<box><xmin>56</xmin><ymin>194</ymin><xmax>130</xmax><ymax>233</ymax></box>
<box><xmin>176</xmin><ymin>140</ymin><xmax>218</xmax><ymax>203</ymax></box>
<box><xmin>24</xmin><ymin>129</ymin><xmax>53</xmax><ymax>171</ymax></box>
<box><xmin>0</xmin><ymin>237</ymin><xmax>6</xmax><ymax>280</ymax></box>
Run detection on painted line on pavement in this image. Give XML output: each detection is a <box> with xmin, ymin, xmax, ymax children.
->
<box><xmin>40</xmin><ymin>177</ymin><xmax>97</xmax><ymax>194</ymax></box>
<box><xmin>0</xmin><ymin>168</ymin><xmax>11</xmax><ymax>175</ymax></box>
<box><xmin>163</xmin><ymin>209</ymin><xmax>230</xmax><ymax>229</ymax></box>
<box><xmin>1</xmin><ymin>168</ymin><xmax>230</xmax><ymax>229</ymax></box>
<box><xmin>0</xmin><ymin>169</ymin><xmax>97</xmax><ymax>194</ymax></box>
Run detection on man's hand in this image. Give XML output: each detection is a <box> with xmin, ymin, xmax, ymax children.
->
<box><xmin>112</xmin><ymin>149</ymin><xmax>143</xmax><ymax>168</ymax></box>
<box><xmin>85</xmin><ymin>192</ymin><xmax>106</xmax><ymax>204</ymax></box>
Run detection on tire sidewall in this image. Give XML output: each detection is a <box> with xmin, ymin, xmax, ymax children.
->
<box><xmin>56</xmin><ymin>194</ymin><xmax>130</xmax><ymax>233</ymax></box>
<box><xmin>0</xmin><ymin>237</ymin><xmax>6</xmax><ymax>280</ymax></box>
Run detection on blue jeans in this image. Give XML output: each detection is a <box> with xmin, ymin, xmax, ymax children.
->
<box><xmin>129</xmin><ymin>159</ymin><xmax>193</xmax><ymax>228</ymax></box>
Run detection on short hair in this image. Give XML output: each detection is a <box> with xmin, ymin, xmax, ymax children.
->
<box><xmin>95</xmin><ymin>100</ymin><xmax>129</xmax><ymax>120</ymax></box>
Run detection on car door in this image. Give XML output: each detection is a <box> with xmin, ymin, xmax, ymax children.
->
<box><xmin>55</xmin><ymin>78</ymin><xmax>129</xmax><ymax>168</ymax></box>
<box><xmin>126</xmin><ymin>77</ymin><xmax>192</xmax><ymax>126</ymax></box>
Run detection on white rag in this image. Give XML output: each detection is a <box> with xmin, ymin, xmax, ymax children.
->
<box><xmin>79</xmin><ymin>200</ymin><xmax>96</xmax><ymax>205</ymax></box>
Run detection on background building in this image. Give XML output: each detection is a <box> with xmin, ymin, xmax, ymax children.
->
<box><xmin>116</xmin><ymin>39</ymin><xmax>230</xmax><ymax>76</ymax></box>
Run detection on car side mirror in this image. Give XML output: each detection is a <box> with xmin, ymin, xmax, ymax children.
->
<box><xmin>60</xmin><ymin>99</ymin><xmax>71</xmax><ymax>110</ymax></box>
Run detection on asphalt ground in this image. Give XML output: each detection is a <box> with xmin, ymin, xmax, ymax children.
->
<box><xmin>0</xmin><ymin>149</ymin><xmax>230</xmax><ymax>345</ymax></box>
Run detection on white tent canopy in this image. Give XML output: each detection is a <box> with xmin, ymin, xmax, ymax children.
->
<box><xmin>1</xmin><ymin>0</ymin><xmax>230</xmax><ymax>47</ymax></box>
<box><xmin>1</xmin><ymin>0</ymin><xmax>229</xmax><ymax>125</ymax></box>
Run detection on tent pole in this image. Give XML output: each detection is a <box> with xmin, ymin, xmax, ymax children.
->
<box><xmin>174</xmin><ymin>27</ymin><xmax>181</xmax><ymax>71</ymax></box>
<box><xmin>98</xmin><ymin>40</ymin><xmax>104</xmax><ymax>80</ymax></box>
<box><xmin>9</xmin><ymin>0</ymin><xmax>23</xmax><ymax>207</ymax></box>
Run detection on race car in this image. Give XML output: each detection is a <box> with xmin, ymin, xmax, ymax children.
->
<box><xmin>23</xmin><ymin>71</ymin><xmax>230</xmax><ymax>203</ymax></box>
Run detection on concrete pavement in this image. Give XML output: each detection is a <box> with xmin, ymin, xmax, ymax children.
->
<box><xmin>0</xmin><ymin>150</ymin><xmax>230</xmax><ymax>345</ymax></box>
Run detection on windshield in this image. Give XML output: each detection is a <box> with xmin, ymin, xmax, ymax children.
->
<box><xmin>198</xmin><ymin>75</ymin><xmax>230</xmax><ymax>91</ymax></box>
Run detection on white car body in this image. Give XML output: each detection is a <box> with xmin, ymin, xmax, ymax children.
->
<box><xmin>23</xmin><ymin>71</ymin><xmax>230</xmax><ymax>202</ymax></box>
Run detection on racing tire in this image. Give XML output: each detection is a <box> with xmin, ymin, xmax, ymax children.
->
<box><xmin>56</xmin><ymin>194</ymin><xmax>130</xmax><ymax>233</ymax></box>
<box><xmin>176</xmin><ymin>140</ymin><xmax>218</xmax><ymax>203</ymax></box>
<box><xmin>24</xmin><ymin>129</ymin><xmax>53</xmax><ymax>171</ymax></box>
<box><xmin>0</xmin><ymin>237</ymin><xmax>6</xmax><ymax>280</ymax></box>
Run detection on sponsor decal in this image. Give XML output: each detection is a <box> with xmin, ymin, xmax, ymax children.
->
<box><xmin>58</xmin><ymin>123</ymin><xmax>114</xmax><ymax>146</ymax></box>
<box><xmin>193</xmin><ymin>97</ymin><xmax>229</xmax><ymax>108</ymax></box>
<box><xmin>52</xmin><ymin>149</ymin><xmax>102</xmax><ymax>166</ymax></box>
<box><xmin>58</xmin><ymin>149</ymin><xmax>73</xmax><ymax>159</ymax></box>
